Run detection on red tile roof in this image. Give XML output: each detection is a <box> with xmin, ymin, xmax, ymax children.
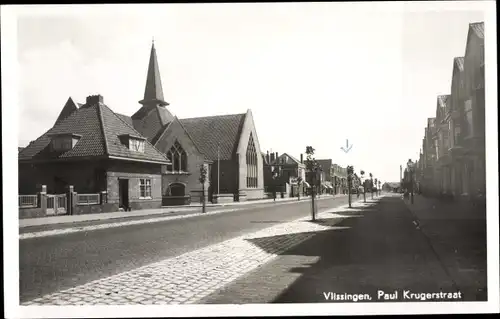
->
<box><xmin>179</xmin><ymin>113</ymin><xmax>246</xmax><ymax>161</ymax></box>
<box><xmin>19</xmin><ymin>101</ymin><xmax>168</xmax><ymax>164</ymax></box>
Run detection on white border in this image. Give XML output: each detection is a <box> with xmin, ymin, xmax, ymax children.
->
<box><xmin>3</xmin><ymin>2</ymin><xmax>499</xmax><ymax>317</ymax></box>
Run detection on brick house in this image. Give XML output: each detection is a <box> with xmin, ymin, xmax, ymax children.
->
<box><xmin>418</xmin><ymin>22</ymin><xmax>485</xmax><ymax>201</ymax></box>
<box><xmin>116</xmin><ymin>43</ymin><xmax>265</xmax><ymax>205</ymax></box>
<box><xmin>263</xmin><ymin>152</ymin><xmax>308</xmax><ymax>197</ymax></box>
<box><xmin>316</xmin><ymin>159</ymin><xmax>336</xmax><ymax>194</ymax></box>
<box><xmin>18</xmin><ymin>95</ymin><xmax>170</xmax><ymax>212</ymax></box>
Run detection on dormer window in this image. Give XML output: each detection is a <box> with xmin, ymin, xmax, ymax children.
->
<box><xmin>49</xmin><ymin>133</ymin><xmax>81</xmax><ymax>152</ymax></box>
<box><xmin>119</xmin><ymin>134</ymin><xmax>146</xmax><ymax>153</ymax></box>
<box><xmin>129</xmin><ymin>138</ymin><xmax>145</xmax><ymax>153</ymax></box>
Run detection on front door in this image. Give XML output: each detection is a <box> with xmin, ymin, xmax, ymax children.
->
<box><xmin>119</xmin><ymin>179</ymin><xmax>129</xmax><ymax>209</ymax></box>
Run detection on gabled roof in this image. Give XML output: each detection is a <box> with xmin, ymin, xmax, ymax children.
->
<box><xmin>19</xmin><ymin>100</ymin><xmax>168</xmax><ymax>164</ymax></box>
<box><xmin>437</xmin><ymin>95</ymin><xmax>450</xmax><ymax>109</ymax></box>
<box><xmin>454</xmin><ymin>57</ymin><xmax>465</xmax><ymax>72</ymax></box>
<box><xmin>272</xmin><ymin>152</ymin><xmax>302</xmax><ymax>165</ymax></box>
<box><xmin>54</xmin><ymin>97</ymin><xmax>79</xmax><ymax>126</ymax></box>
<box><xmin>179</xmin><ymin>113</ymin><xmax>246</xmax><ymax>161</ymax></box>
<box><xmin>470</xmin><ymin>22</ymin><xmax>484</xmax><ymax>39</ymax></box>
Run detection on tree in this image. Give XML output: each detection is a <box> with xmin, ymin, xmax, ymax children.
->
<box><xmin>369</xmin><ymin>173</ymin><xmax>374</xmax><ymax>199</ymax></box>
<box><xmin>199</xmin><ymin>164</ymin><xmax>208</xmax><ymax>214</ymax></box>
<box><xmin>347</xmin><ymin>165</ymin><xmax>354</xmax><ymax>208</ymax></box>
<box><xmin>360</xmin><ymin>170</ymin><xmax>366</xmax><ymax>203</ymax></box>
<box><xmin>378</xmin><ymin>180</ymin><xmax>381</xmax><ymax>195</ymax></box>
<box><xmin>374</xmin><ymin>178</ymin><xmax>378</xmax><ymax>197</ymax></box>
<box><xmin>305</xmin><ymin>146</ymin><xmax>318</xmax><ymax>221</ymax></box>
<box><xmin>297</xmin><ymin>176</ymin><xmax>303</xmax><ymax>201</ymax></box>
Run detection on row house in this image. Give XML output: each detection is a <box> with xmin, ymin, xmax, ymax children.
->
<box><xmin>332</xmin><ymin>164</ymin><xmax>348</xmax><ymax>195</ymax></box>
<box><xmin>420</xmin><ymin>22</ymin><xmax>485</xmax><ymax>200</ymax></box>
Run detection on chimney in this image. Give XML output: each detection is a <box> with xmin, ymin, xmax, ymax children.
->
<box><xmin>275</xmin><ymin>152</ymin><xmax>278</xmax><ymax>161</ymax></box>
<box><xmin>270</xmin><ymin>152</ymin><xmax>275</xmax><ymax>163</ymax></box>
<box><xmin>266</xmin><ymin>150</ymin><xmax>270</xmax><ymax>164</ymax></box>
<box><xmin>300</xmin><ymin>154</ymin><xmax>303</xmax><ymax>164</ymax></box>
<box><xmin>85</xmin><ymin>94</ymin><xmax>104</xmax><ymax>106</ymax></box>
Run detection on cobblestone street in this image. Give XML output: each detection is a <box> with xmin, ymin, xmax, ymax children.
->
<box><xmin>21</xmin><ymin>196</ymin><xmax>364</xmax><ymax>305</ymax></box>
<box><xmin>20</xmin><ymin>195</ymin><xmax>352</xmax><ymax>303</ymax></box>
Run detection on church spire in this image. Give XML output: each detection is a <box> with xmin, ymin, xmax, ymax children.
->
<box><xmin>139</xmin><ymin>40</ymin><xmax>168</xmax><ymax>107</ymax></box>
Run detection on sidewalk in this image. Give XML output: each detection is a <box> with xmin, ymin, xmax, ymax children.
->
<box><xmin>199</xmin><ymin>195</ymin><xmax>485</xmax><ymax>304</ymax></box>
<box><xmin>19</xmin><ymin>194</ymin><xmax>348</xmax><ymax>229</ymax></box>
<box><xmin>402</xmin><ymin>194</ymin><xmax>488</xmax><ymax>301</ymax></box>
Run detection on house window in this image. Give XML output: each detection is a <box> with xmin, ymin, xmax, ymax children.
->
<box><xmin>51</xmin><ymin>137</ymin><xmax>72</xmax><ymax>152</ymax></box>
<box><xmin>129</xmin><ymin>138</ymin><xmax>145</xmax><ymax>153</ymax></box>
<box><xmin>166</xmin><ymin>141</ymin><xmax>187</xmax><ymax>173</ymax></box>
<box><xmin>139</xmin><ymin>179</ymin><xmax>152</xmax><ymax>198</ymax></box>
<box><xmin>464</xmin><ymin>99</ymin><xmax>473</xmax><ymax>138</ymax></box>
<box><xmin>246</xmin><ymin>133</ymin><xmax>258</xmax><ymax>188</ymax></box>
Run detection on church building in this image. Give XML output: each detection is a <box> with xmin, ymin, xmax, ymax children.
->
<box><xmin>115</xmin><ymin>42</ymin><xmax>265</xmax><ymax>205</ymax></box>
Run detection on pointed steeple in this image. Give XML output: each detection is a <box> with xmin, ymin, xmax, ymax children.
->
<box><xmin>139</xmin><ymin>41</ymin><xmax>169</xmax><ymax>107</ymax></box>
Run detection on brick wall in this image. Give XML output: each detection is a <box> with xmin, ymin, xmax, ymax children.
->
<box><xmin>153</xmin><ymin>119</ymin><xmax>209</xmax><ymax>202</ymax></box>
<box><xmin>19</xmin><ymin>160</ymin><xmax>107</xmax><ymax>194</ymax></box>
<box><xmin>106</xmin><ymin>160</ymin><xmax>163</xmax><ymax>210</ymax></box>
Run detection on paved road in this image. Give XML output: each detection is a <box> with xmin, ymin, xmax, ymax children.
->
<box><xmin>201</xmin><ymin>195</ymin><xmax>478</xmax><ymax>303</ymax></box>
<box><xmin>20</xmin><ymin>195</ymin><xmax>352</xmax><ymax>303</ymax></box>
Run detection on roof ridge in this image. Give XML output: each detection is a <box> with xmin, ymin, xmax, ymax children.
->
<box><xmin>102</xmin><ymin>103</ymin><xmax>168</xmax><ymax>160</ymax></box>
<box><xmin>96</xmin><ymin>104</ymin><xmax>110</xmax><ymax>157</ymax></box>
<box><xmin>180</xmin><ymin>113</ymin><xmax>246</xmax><ymax>121</ymax></box>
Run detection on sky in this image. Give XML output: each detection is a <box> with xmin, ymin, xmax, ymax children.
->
<box><xmin>11</xmin><ymin>2</ymin><xmax>490</xmax><ymax>184</ymax></box>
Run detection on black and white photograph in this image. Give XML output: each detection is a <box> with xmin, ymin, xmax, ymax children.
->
<box><xmin>2</xmin><ymin>1</ymin><xmax>498</xmax><ymax>317</ymax></box>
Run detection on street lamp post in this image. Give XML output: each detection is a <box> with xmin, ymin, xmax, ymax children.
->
<box><xmin>199</xmin><ymin>164</ymin><xmax>208</xmax><ymax>214</ymax></box>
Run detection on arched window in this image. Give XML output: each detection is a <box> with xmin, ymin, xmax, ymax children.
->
<box><xmin>246</xmin><ymin>133</ymin><xmax>258</xmax><ymax>188</ymax></box>
<box><xmin>166</xmin><ymin>141</ymin><xmax>188</xmax><ymax>173</ymax></box>
<box><xmin>169</xmin><ymin>183</ymin><xmax>186</xmax><ymax>197</ymax></box>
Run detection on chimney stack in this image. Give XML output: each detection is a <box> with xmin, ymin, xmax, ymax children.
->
<box><xmin>266</xmin><ymin>150</ymin><xmax>270</xmax><ymax>164</ymax></box>
<box><xmin>85</xmin><ymin>94</ymin><xmax>104</xmax><ymax>106</ymax></box>
<box><xmin>300</xmin><ymin>154</ymin><xmax>303</xmax><ymax>163</ymax></box>
<box><xmin>270</xmin><ymin>152</ymin><xmax>275</xmax><ymax>163</ymax></box>
<box><xmin>275</xmin><ymin>152</ymin><xmax>278</xmax><ymax>161</ymax></box>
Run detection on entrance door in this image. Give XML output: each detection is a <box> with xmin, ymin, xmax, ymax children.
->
<box><xmin>119</xmin><ymin>179</ymin><xmax>129</xmax><ymax>209</ymax></box>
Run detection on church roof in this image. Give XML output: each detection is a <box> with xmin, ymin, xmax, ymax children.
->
<box><xmin>179</xmin><ymin>113</ymin><xmax>246</xmax><ymax>161</ymax></box>
<box><xmin>139</xmin><ymin>42</ymin><xmax>168</xmax><ymax>107</ymax></box>
<box><xmin>19</xmin><ymin>97</ymin><xmax>169</xmax><ymax>164</ymax></box>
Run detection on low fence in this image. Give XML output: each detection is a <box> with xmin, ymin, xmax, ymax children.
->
<box><xmin>19</xmin><ymin>195</ymin><xmax>38</xmax><ymax>208</ymax></box>
<box><xmin>19</xmin><ymin>185</ymin><xmax>110</xmax><ymax>219</ymax></box>
<box><xmin>77</xmin><ymin>193</ymin><xmax>101</xmax><ymax>206</ymax></box>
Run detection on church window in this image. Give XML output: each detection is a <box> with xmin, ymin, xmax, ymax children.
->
<box><xmin>246</xmin><ymin>133</ymin><xmax>258</xmax><ymax>188</ymax></box>
<box><xmin>166</xmin><ymin>141</ymin><xmax>188</xmax><ymax>173</ymax></box>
